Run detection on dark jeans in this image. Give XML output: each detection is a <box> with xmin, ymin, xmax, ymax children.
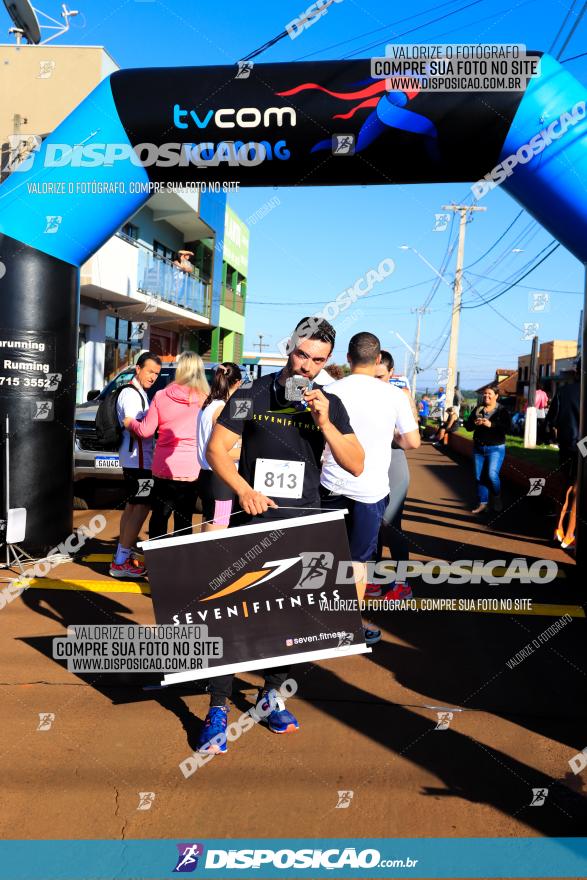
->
<box><xmin>148</xmin><ymin>477</ymin><xmax>198</xmax><ymax>541</ymax></box>
<box><xmin>473</xmin><ymin>444</ymin><xmax>506</xmax><ymax>504</ymax></box>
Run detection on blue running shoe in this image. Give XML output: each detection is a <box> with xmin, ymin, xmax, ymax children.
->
<box><xmin>197</xmin><ymin>706</ymin><xmax>228</xmax><ymax>754</ymax></box>
<box><xmin>363</xmin><ymin>626</ymin><xmax>381</xmax><ymax>646</ymax></box>
<box><xmin>256</xmin><ymin>688</ymin><xmax>299</xmax><ymax>734</ymax></box>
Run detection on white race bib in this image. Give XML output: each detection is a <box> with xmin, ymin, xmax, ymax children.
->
<box><xmin>253</xmin><ymin>458</ymin><xmax>305</xmax><ymax>499</ymax></box>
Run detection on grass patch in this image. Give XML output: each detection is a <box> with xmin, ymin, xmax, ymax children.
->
<box><xmin>455</xmin><ymin>428</ymin><xmax>558</xmax><ymax>470</ymax></box>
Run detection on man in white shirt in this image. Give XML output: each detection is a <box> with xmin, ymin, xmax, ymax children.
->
<box><xmin>320</xmin><ymin>332</ymin><xmax>420</xmax><ymax>639</ymax></box>
<box><xmin>110</xmin><ymin>351</ymin><xmax>161</xmax><ymax>578</ymax></box>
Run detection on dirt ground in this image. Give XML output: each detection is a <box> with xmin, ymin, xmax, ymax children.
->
<box><xmin>1</xmin><ymin>443</ymin><xmax>585</xmax><ymax>878</ymax></box>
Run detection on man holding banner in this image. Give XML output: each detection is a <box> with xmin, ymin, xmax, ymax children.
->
<box><xmin>197</xmin><ymin>316</ymin><xmax>364</xmax><ymax>753</ymax></box>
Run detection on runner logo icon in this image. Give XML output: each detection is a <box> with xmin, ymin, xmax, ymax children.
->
<box><xmin>173</xmin><ymin>843</ymin><xmax>205</xmax><ymax>872</ymax></box>
<box><xmin>295</xmin><ymin>551</ymin><xmax>334</xmax><ymax>590</ymax></box>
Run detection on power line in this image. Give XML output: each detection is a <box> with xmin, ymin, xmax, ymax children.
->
<box><xmin>294</xmin><ymin>0</ymin><xmax>465</xmax><ymax>61</ymax></box>
<box><xmin>454</xmin><ymin>3</ymin><xmax>583</xmax><ymax>285</ymax></box>
<box><xmin>462</xmin><ymin>243</ymin><xmax>561</xmax><ymax>309</ymax></box>
<box><xmin>461</xmin><ymin>238</ymin><xmax>558</xmax><ymax>304</ymax></box>
<box><xmin>561</xmin><ymin>50</ymin><xmax>587</xmax><ymax>63</ymax></box>
<box><xmin>343</xmin><ymin>0</ymin><xmax>485</xmax><ymax>59</ymax></box>
<box><xmin>460</xmin><ymin>275</ymin><xmax>524</xmax><ymax>332</ymax></box>
<box><xmin>421</xmin><ymin>212</ymin><xmax>459</xmax><ymax>310</ymax></box>
<box><xmin>418</xmin><ymin>318</ymin><xmax>452</xmax><ymax>371</ymax></box>
<box><xmin>465</xmin><ymin>271</ymin><xmax>581</xmax><ymax>294</ymax></box>
<box><xmin>426</xmin><ymin>0</ymin><xmax>536</xmax><ymax>44</ymax></box>
<box><xmin>555</xmin><ymin>1</ymin><xmax>587</xmax><ymax>60</ymax></box>
<box><xmin>238</xmin><ymin>0</ymin><xmax>342</xmax><ymax>62</ymax></box>
<box><xmin>463</xmin><ymin>210</ymin><xmax>525</xmax><ymax>270</ymax></box>
<box><xmin>549</xmin><ymin>0</ymin><xmax>579</xmax><ymax>53</ymax></box>
<box><xmin>245</xmin><ymin>276</ymin><xmax>445</xmax><ymax>305</ymax></box>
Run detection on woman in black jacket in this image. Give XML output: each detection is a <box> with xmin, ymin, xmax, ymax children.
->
<box><xmin>465</xmin><ymin>385</ymin><xmax>511</xmax><ymax>514</ymax></box>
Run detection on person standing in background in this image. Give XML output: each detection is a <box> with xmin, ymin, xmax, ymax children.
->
<box><xmin>320</xmin><ymin>335</ymin><xmax>420</xmax><ymax>641</ymax></box>
<box><xmin>535</xmin><ymin>382</ymin><xmax>549</xmax><ymax>445</ymax></box>
<box><xmin>465</xmin><ymin>385</ymin><xmax>511</xmax><ymax>515</ymax></box>
<box><xmin>418</xmin><ymin>394</ymin><xmax>430</xmax><ymax>430</ymax></box>
<box><xmin>366</xmin><ymin>350</ymin><xmax>418</xmax><ymax>601</ymax></box>
<box><xmin>125</xmin><ymin>351</ymin><xmax>209</xmax><ymax>540</ymax></box>
<box><xmin>110</xmin><ymin>352</ymin><xmax>162</xmax><ymax>579</ymax></box>
<box><xmin>197</xmin><ymin>362</ymin><xmax>242</xmax><ymax>532</ymax></box>
<box><xmin>173</xmin><ymin>249</ymin><xmax>195</xmax><ymax>273</ymax></box>
<box><xmin>436</xmin><ymin>386</ymin><xmax>446</xmax><ymax>415</ymax></box>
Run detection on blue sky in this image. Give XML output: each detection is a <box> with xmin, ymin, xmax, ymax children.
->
<box><xmin>2</xmin><ymin>0</ymin><xmax>585</xmax><ymax>390</ymax></box>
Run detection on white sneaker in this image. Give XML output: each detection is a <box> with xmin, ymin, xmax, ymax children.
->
<box><xmin>471</xmin><ymin>503</ymin><xmax>488</xmax><ymax>514</ymax></box>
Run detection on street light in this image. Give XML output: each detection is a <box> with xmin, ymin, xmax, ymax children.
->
<box><xmin>398</xmin><ymin>245</ymin><xmax>453</xmax><ymax>290</ymax></box>
<box><xmin>390</xmin><ymin>331</ymin><xmax>415</xmax><ymax>379</ymax></box>
<box><xmin>399</xmin><ymin>246</ymin><xmax>451</xmax><ymax>395</ymax></box>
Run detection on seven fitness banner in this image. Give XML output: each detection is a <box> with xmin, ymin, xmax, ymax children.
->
<box><xmin>141</xmin><ymin>510</ymin><xmax>368</xmax><ymax>684</ymax></box>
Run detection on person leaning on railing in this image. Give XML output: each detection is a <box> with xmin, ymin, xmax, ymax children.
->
<box><xmin>465</xmin><ymin>384</ymin><xmax>511</xmax><ymax>515</ymax></box>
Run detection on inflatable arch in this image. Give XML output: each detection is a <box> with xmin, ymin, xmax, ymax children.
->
<box><xmin>0</xmin><ymin>51</ymin><xmax>586</xmax><ymax>548</ymax></box>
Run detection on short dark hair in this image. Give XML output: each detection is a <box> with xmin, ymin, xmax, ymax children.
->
<box><xmin>324</xmin><ymin>364</ymin><xmax>345</xmax><ymax>381</ymax></box>
<box><xmin>380</xmin><ymin>349</ymin><xmax>394</xmax><ymax>371</ymax></box>
<box><xmin>136</xmin><ymin>351</ymin><xmax>162</xmax><ymax>368</ymax></box>
<box><xmin>482</xmin><ymin>383</ymin><xmax>499</xmax><ymax>396</ymax></box>
<box><xmin>348</xmin><ymin>332</ymin><xmax>380</xmax><ymax>365</ymax></box>
<box><xmin>290</xmin><ymin>316</ymin><xmax>336</xmax><ymax>353</ymax></box>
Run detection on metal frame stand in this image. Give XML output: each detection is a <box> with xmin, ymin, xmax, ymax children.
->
<box><xmin>1</xmin><ymin>415</ymin><xmax>35</xmax><ymax>575</ymax></box>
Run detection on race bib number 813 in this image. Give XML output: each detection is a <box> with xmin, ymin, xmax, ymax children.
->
<box><xmin>253</xmin><ymin>458</ymin><xmax>305</xmax><ymax>499</ymax></box>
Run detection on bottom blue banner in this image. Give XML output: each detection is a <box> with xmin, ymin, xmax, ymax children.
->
<box><xmin>0</xmin><ymin>838</ymin><xmax>586</xmax><ymax>878</ymax></box>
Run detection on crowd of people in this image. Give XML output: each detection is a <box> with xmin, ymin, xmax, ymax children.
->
<box><xmin>105</xmin><ymin>316</ymin><xmax>581</xmax><ymax>754</ymax></box>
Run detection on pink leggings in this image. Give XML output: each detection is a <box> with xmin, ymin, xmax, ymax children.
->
<box><xmin>213</xmin><ymin>499</ymin><xmax>232</xmax><ymax>527</ymax></box>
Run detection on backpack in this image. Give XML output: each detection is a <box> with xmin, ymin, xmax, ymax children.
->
<box><xmin>95</xmin><ymin>384</ymin><xmax>144</xmax><ymax>450</ymax></box>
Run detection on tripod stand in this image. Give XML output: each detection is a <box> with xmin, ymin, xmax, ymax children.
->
<box><xmin>1</xmin><ymin>415</ymin><xmax>34</xmax><ymax>575</ymax></box>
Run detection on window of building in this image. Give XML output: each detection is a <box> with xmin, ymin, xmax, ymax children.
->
<box><xmin>121</xmin><ymin>222</ymin><xmax>139</xmax><ymax>241</ymax></box>
<box><xmin>104</xmin><ymin>315</ymin><xmax>143</xmax><ymax>381</ymax></box>
<box><xmin>524</xmin><ymin>366</ymin><xmax>529</xmax><ymax>381</ymax></box>
<box><xmin>518</xmin><ymin>367</ymin><xmax>522</xmax><ymax>381</ymax></box>
<box><xmin>153</xmin><ymin>240</ymin><xmax>174</xmax><ymax>262</ymax></box>
<box><xmin>546</xmin><ymin>364</ymin><xmax>551</xmax><ymax>376</ymax></box>
<box><xmin>149</xmin><ymin>327</ymin><xmax>178</xmax><ymax>359</ymax></box>
<box><xmin>538</xmin><ymin>364</ymin><xmax>543</xmax><ymax>378</ymax></box>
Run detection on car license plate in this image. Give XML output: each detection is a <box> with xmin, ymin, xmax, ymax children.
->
<box><xmin>95</xmin><ymin>456</ymin><xmax>121</xmax><ymax>469</ymax></box>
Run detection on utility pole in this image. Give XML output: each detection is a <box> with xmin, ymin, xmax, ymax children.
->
<box><xmin>411</xmin><ymin>306</ymin><xmax>430</xmax><ymax>397</ymax></box>
<box><xmin>524</xmin><ymin>335</ymin><xmax>539</xmax><ymax>448</ymax></box>
<box><xmin>254</xmin><ymin>334</ymin><xmax>270</xmax><ymax>354</ymax></box>
<box><xmin>441</xmin><ymin>203</ymin><xmax>486</xmax><ymax>414</ymax></box>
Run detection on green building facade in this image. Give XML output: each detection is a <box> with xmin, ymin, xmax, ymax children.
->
<box><xmin>210</xmin><ymin>205</ymin><xmax>249</xmax><ymax>363</ymax></box>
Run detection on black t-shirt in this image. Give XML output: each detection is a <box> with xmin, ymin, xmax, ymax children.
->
<box><xmin>465</xmin><ymin>403</ymin><xmax>511</xmax><ymax>446</ymax></box>
<box><xmin>217</xmin><ymin>371</ymin><xmax>354</xmax><ymax>508</ymax></box>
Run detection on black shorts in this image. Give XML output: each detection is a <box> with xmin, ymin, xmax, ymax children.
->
<box><xmin>197</xmin><ymin>468</ymin><xmax>234</xmax><ymax>521</ymax></box>
<box><xmin>122</xmin><ymin>467</ymin><xmax>154</xmax><ymax>506</ymax></box>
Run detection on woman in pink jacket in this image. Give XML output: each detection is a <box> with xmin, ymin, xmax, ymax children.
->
<box><xmin>125</xmin><ymin>351</ymin><xmax>209</xmax><ymax>540</ymax></box>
